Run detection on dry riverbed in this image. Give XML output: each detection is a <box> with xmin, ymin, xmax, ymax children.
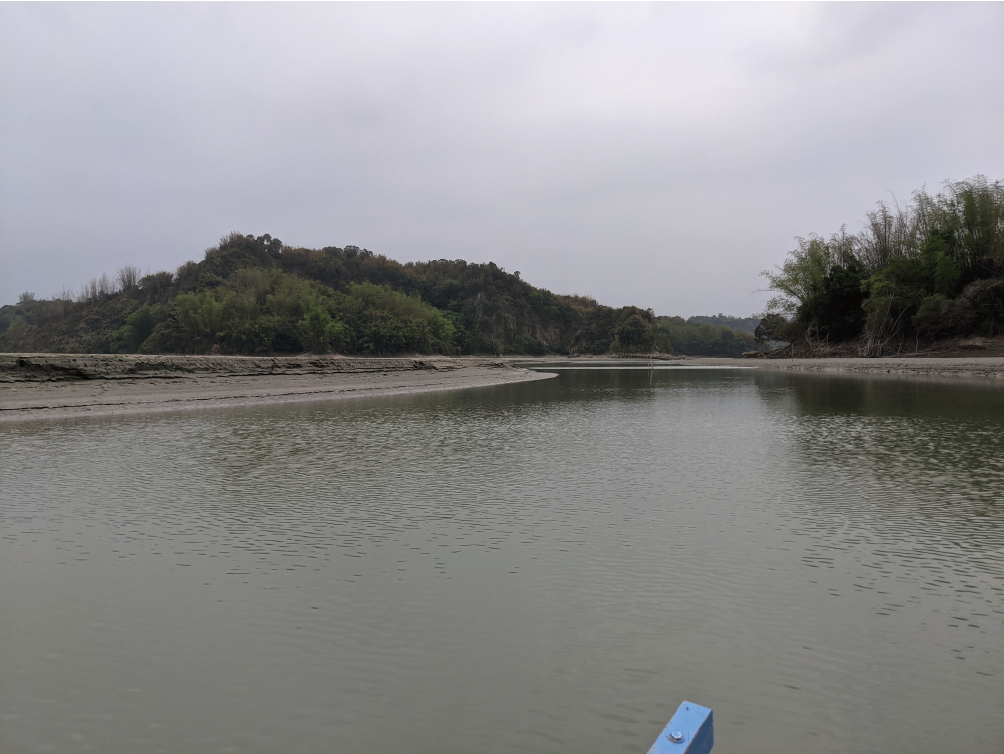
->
<box><xmin>0</xmin><ymin>354</ymin><xmax>556</xmax><ymax>421</ymax></box>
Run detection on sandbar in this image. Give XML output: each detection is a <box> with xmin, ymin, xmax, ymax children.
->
<box><xmin>0</xmin><ymin>355</ymin><xmax>556</xmax><ymax>422</ymax></box>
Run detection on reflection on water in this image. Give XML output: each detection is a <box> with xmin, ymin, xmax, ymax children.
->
<box><xmin>1</xmin><ymin>369</ymin><xmax>1002</xmax><ymax>754</ymax></box>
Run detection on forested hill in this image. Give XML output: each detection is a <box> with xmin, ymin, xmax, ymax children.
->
<box><xmin>0</xmin><ymin>233</ymin><xmax>669</xmax><ymax>357</ymax></box>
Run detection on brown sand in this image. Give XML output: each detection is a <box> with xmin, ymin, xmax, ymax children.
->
<box><xmin>0</xmin><ymin>355</ymin><xmax>556</xmax><ymax>422</ymax></box>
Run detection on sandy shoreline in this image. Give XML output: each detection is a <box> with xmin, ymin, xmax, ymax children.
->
<box><xmin>0</xmin><ymin>355</ymin><xmax>556</xmax><ymax>422</ymax></box>
<box><xmin>3</xmin><ymin>352</ymin><xmax>1002</xmax><ymax>422</ymax></box>
<box><xmin>513</xmin><ymin>355</ymin><xmax>1004</xmax><ymax>381</ymax></box>
<box><xmin>697</xmin><ymin>355</ymin><xmax>1004</xmax><ymax>380</ymax></box>
<box><xmin>666</xmin><ymin>355</ymin><xmax>1003</xmax><ymax>380</ymax></box>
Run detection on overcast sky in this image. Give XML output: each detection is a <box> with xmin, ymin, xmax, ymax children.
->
<box><xmin>1</xmin><ymin>3</ymin><xmax>1002</xmax><ymax>315</ymax></box>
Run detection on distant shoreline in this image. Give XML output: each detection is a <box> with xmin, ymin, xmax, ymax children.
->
<box><xmin>513</xmin><ymin>354</ymin><xmax>1004</xmax><ymax>381</ymax></box>
<box><xmin>3</xmin><ymin>352</ymin><xmax>1002</xmax><ymax>423</ymax></box>
<box><xmin>701</xmin><ymin>355</ymin><xmax>1004</xmax><ymax>380</ymax></box>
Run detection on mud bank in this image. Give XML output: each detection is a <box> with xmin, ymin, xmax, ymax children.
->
<box><xmin>0</xmin><ymin>355</ymin><xmax>555</xmax><ymax>422</ymax></box>
<box><xmin>0</xmin><ymin>353</ymin><xmax>501</xmax><ymax>383</ymax></box>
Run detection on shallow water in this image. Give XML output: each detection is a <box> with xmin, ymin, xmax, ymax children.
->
<box><xmin>2</xmin><ymin>368</ymin><xmax>1002</xmax><ymax>754</ymax></box>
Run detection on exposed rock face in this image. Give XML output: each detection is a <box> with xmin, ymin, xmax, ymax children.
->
<box><xmin>0</xmin><ymin>354</ymin><xmax>509</xmax><ymax>383</ymax></box>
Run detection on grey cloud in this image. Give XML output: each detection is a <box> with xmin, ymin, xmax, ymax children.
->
<box><xmin>1</xmin><ymin>3</ymin><xmax>1002</xmax><ymax>315</ymax></box>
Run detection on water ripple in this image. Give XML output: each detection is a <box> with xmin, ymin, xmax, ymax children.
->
<box><xmin>1</xmin><ymin>369</ymin><xmax>1002</xmax><ymax>754</ymax></box>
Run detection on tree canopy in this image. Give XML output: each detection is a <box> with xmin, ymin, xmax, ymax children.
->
<box><xmin>1</xmin><ymin>234</ymin><xmax>669</xmax><ymax>357</ymax></box>
<box><xmin>760</xmin><ymin>176</ymin><xmax>1004</xmax><ymax>355</ymax></box>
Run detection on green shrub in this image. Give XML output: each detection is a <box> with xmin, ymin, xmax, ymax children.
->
<box><xmin>113</xmin><ymin>304</ymin><xmax>166</xmax><ymax>353</ymax></box>
<box><xmin>174</xmin><ymin>291</ymin><xmax>225</xmax><ymax>353</ymax></box>
<box><xmin>960</xmin><ymin>278</ymin><xmax>1004</xmax><ymax>336</ymax></box>
<box><xmin>297</xmin><ymin>305</ymin><xmax>351</xmax><ymax>353</ymax></box>
<box><xmin>911</xmin><ymin>295</ymin><xmax>975</xmax><ymax>339</ymax></box>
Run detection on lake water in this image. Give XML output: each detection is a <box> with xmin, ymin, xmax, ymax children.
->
<box><xmin>2</xmin><ymin>367</ymin><xmax>1003</xmax><ymax>754</ymax></box>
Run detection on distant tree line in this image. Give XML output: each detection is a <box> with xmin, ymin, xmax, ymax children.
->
<box><xmin>758</xmin><ymin>176</ymin><xmax>1004</xmax><ymax>355</ymax></box>
<box><xmin>0</xmin><ymin>232</ymin><xmax>670</xmax><ymax>357</ymax></box>
<box><xmin>685</xmin><ymin>314</ymin><xmax>760</xmax><ymax>335</ymax></box>
<box><xmin>656</xmin><ymin>316</ymin><xmax>761</xmax><ymax>357</ymax></box>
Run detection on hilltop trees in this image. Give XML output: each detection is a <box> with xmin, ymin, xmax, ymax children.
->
<box><xmin>0</xmin><ymin>232</ymin><xmax>667</xmax><ymax>356</ymax></box>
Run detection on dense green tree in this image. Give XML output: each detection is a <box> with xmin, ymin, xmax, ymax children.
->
<box><xmin>760</xmin><ymin>175</ymin><xmax>1003</xmax><ymax>353</ymax></box>
<box><xmin>112</xmin><ymin>305</ymin><xmax>165</xmax><ymax>352</ymax></box>
<box><xmin>613</xmin><ymin>312</ymin><xmax>656</xmax><ymax>352</ymax></box>
<box><xmin>801</xmin><ymin>260</ymin><xmax>867</xmax><ymax>342</ymax></box>
<box><xmin>754</xmin><ymin>314</ymin><xmax>790</xmax><ymax>346</ymax></box>
<box><xmin>298</xmin><ymin>306</ymin><xmax>350</xmax><ymax>353</ymax></box>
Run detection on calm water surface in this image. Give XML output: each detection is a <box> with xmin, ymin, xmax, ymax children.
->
<box><xmin>2</xmin><ymin>368</ymin><xmax>1003</xmax><ymax>754</ymax></box>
